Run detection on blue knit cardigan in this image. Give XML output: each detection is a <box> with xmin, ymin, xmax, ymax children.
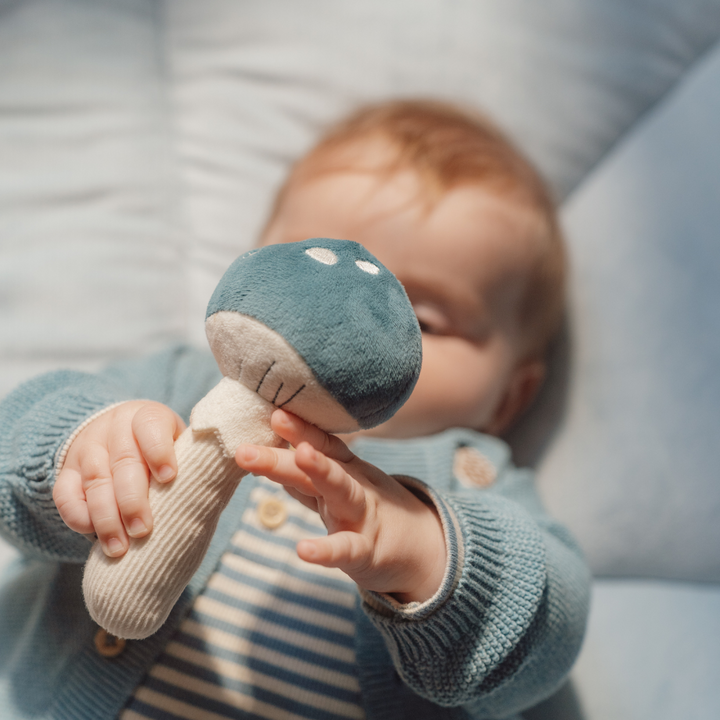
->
<box><xmin>0</xmin><ymin>345</ymin><xmax>590</xmax><ymax>720</ymax></box>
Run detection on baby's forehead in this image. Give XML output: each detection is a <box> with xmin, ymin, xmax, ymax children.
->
<box><xmin>284</xmin><ymin>156</ymin><xmax>547</xmax><ymax>279</ymax></box>
<box><xmin>424</xmin><ymin>188</ymin><xmax>550</xmax><ymax>317</ymax></box>
<box><xmin>290</xmin><ymin>138</ymin><xmax>542</xmax><ymax>222</ymax></box>
<box><xmin>297</xmin><ymin>133</ymin><xmax>405</xmax><ymax>175</ymax></box>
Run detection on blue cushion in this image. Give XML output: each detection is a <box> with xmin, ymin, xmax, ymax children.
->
<box><xmin>572</xmin><ymin>580</ymin><xmax>720</xmax><ymax>719</ymax></box>
<box><xmin>523</xmin><ymin>40</ymin><xmax>720</xmax><ymax>582</ymax></box>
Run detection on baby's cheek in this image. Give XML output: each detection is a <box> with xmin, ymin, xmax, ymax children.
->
<box><xmin>414</xmin><ymin>337</ymin><xmax>501</xmax><ymax>428</ymax></box>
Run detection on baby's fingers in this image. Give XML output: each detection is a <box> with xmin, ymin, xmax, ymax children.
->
<box><xmin>294</xmin><ymin>443</ymin><xmax>366</xmax><ymax>523</ymax></box>
<box><xmin>53</xmin><ymin>467</ymin><xmax>92</xmax><ymax>535</ymax></box>
<box><xmin>271</xmin><ymin>409</ymin><xmax>354</xmax><ymax>463</ymax></box>
<box><xmin>131</xmin><ymin>403</ymin><xmax>185</xmax><ymax>484</ymax></box>
<box><xmin>235</xmin><ymin>445</ymin><xmax>317</xmax><ymax>497</ymax></box>
<box><xmin>109</xmin><ymin>454</ymin><xmax>153</xmax><ymax>541</ymax></box>
<box><xmin>110</xmin><ymin>405</ymin><xmax>181</xmax><ymax>540</ymax></box>
<box><xmin>80</xmin><ymin>446</ymin><xmax>128</xmax><ymax>557</ymax></box>
<box><xmin>297</xmin><ymin>532</ymin><xmax>373</xmax><ymax>576</ymax></box>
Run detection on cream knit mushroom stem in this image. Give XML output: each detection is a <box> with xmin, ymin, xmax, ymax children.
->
<box><xmin>82</xmin><ymin>378</ymin><xmax>283</xmax><ymax>640</ymax></box>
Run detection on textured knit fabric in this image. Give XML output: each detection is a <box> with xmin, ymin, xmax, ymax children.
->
<box><xmin>0</xmin><ymin>345</ymin><xmax>591</xmax><ymax>720</ymax></box>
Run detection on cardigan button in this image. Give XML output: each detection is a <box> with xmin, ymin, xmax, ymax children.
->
<box><xmin>257</xmin><ymin>497</ymin><xmax>287</xmax><ymax>529</ymax></box>
<box><xmin>94</xmin><ymin>628</ymin><xmax>126</xmax><ymax>658</ymax></box>
<box><xmin>453</xmin><ymin>446</ymin><xmax>497</xmax><ymax>488</ymax></box>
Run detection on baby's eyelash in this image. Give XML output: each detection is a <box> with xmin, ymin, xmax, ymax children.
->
<box><xmin>417</xmin><ymin>316</ymin><xmax>454</xmax><ymax>338</ymax></box>
<box><xmin>417</xmin><ymin>319</ymin><xmax>439</xmax><ymax>335</ymax></box>
<box><xmin>412</xmin><ymin>302</ymin><xmax>449</xmax><ymax>336</ymax></box>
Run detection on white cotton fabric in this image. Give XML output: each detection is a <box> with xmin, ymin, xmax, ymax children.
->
<box><xmin>0</xmin><ymin>0</ymin><xmax>187</xmax><ymax>397</ymax></box>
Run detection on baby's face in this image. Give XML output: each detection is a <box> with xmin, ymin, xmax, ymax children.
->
<box><xmin>262</xmin><ymin>166</ymin><xmax>544</xmax><ymax>438</ymax></box>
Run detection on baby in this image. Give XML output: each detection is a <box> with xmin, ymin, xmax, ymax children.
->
<box><xmin>0</xmin><ymin>100</ymin><xmax>588</xmax><ymax>720</ymax></box>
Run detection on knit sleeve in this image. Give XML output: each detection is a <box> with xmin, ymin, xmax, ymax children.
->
<box><xmin>359</xmin><ymin>469</ymin><xmax>590</xmax><ymax>717</ymax></box>
<box><xmin>0</xmin><ymin>345</ymin><xmax>220</xmax><ymax>563</ymax></box>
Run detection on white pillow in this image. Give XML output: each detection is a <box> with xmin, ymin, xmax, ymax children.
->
<box><xmin>0</xmin><ymin>0</ymin><xmax>186</xmax><ymax>399</ymax></box>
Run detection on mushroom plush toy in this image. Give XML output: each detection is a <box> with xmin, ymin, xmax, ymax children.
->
<box><xmin>82</xmin><ymin>238</ymin><xmax>422</xmax><ymax>640</ymax></box>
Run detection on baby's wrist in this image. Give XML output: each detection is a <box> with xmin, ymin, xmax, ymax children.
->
<box><xmin>389</xmin><ymin>495</ymin><xmax>446</xmax><ymax>604</ymax></box>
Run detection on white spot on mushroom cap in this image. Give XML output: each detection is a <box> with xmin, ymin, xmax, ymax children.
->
<box><xmin>355</xmin><ymin>260</ymin><xmax>379</xmax><ymax>275</ymax></box>
<box><xmin>306</xmin><ymin>247</ymin><xmax>338</xmax><ymax>265</ymax></box>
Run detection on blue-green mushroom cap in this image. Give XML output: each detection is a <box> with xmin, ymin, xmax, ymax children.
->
<box><xmin>205</xmin><ymin>238</ymin><xmax>422</xmax><ymax>430</ymax></box>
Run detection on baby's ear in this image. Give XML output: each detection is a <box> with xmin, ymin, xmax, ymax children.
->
<box><xmin>486</xmin><ymin>360</ymin><xmax>546</xmax><ymax>436</ymax></box>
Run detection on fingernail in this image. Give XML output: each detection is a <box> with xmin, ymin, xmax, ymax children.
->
<box><xmin>157</xmin><ymin>465</ymin><xmax>175</xmax><ymax>482</ymax></box>
<box><xmin>276</xmin><ymin>410</ymin><xmax>294</xmax><ymax>426</ymax></box>
<box><xmin>239</xmin><ymin>446</ymin><xmax>258</xmax><ymax>462</ymax></box>
<box><xmin>106</xmin><ymin>538</ymin><xmax>125</xmax><ymax>556</ymax></box>
<box><xmin>298</xmin><ymin>540</ymin><xmax>317</xmax><ymax>560</ymax></box>
<box><xmin>128</xmin><ymin>518</ymin><xmax>148</xmax><ymax>537</ymax></box>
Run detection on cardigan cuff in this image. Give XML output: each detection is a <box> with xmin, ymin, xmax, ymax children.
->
<box><xmin>360</xmin><ymin>488</ymin><xmax>547</xmax><ymax>705</ymax></box>
<box><xmin>9</xmin><ymin>370</ymin><xmax>134</xmax><ymax>495</ymax></box>
<box><xmin>359</xmin><ymin>475</ymin><xmax>463</xmax><ymax>621</ymax></box>
<box><xmin>0</xmin><ymin>370</ymin><xmax>135</xmax><ymax>560</ymax></box>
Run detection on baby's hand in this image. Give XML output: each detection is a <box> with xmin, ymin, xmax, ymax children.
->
<box><xmin>236</xmin><ymin>409</ymin><xmax>446</xmax><ymax>603</ymax></box>
<box><xmin>53</xmin><ymin>401</ymin><xmax>185</xmax><ymax>558</ymax></box>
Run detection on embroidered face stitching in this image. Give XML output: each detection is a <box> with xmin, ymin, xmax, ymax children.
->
<box><xmin>256</xmin><ymin>361</ymin><xmax>276</xmax><ymax>393</ymax></box>
<box><xmin>271</xmin><ymin>382</ymin><xmax>284</xmax><ymax>405</ymax></box>
<box><xmin>278</xmin><ymin>384</ymin><xmax>306</xmax><ymax>409</ymax></box>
